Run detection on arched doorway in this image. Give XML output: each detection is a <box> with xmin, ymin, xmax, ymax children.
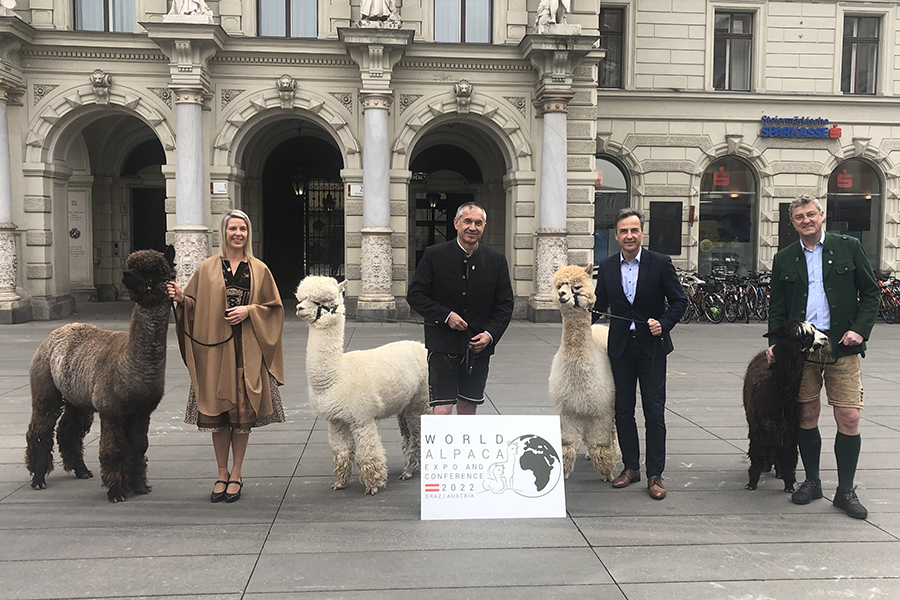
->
<box><xmin>593</xmin><ymin>156</ymin><xmax>630</xmax><ymax>264</ymax></box>
<box><xmin>407</xmin><ymin>122</ymin><xmax>508</xmax><ymax>279</ymax></box>
<box><xmin>827</xmin><ymin>159</ymin><xmax>881</xmax><ymax>267</ymax></box>
<box><xmin>259</xmin><ymin>131</ymin><xmax>345</xmax><ymax>298</ymax></box>
<box><xmin>698</xmin><ymin>156</ymin><xmax>758</xmax><ymax>277</ymax></box>
<box><xmin>59</xmin><ymin>113</ymin><xmax>166</xmax><ymax>302</ymax></box>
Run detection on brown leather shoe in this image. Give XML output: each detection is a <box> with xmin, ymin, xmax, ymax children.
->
<box><xmin>612</xmin><ymin>468</ymin><xmax>641</xmax><ymax>488</ymax></box>
<box><xmin>648</xmin><ymin>476</ymin><xmax>666</xmax><ymax>499</ymax></box>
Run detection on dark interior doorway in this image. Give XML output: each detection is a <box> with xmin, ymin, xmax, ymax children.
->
<box><xmin>131</xmin><ymin>188</ymin><xmax>167</xmax><ymax>252</ymax></box>
<box><xmin>262</xmin><ymin>134</ymin><xmax>344</xmax><ymax>298</ymax></box>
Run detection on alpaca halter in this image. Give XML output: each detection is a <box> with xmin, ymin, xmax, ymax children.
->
<box><xmin>311</xmin><ymin>300</ymin><xmax>340</xmax><ymax>322</ymax></box>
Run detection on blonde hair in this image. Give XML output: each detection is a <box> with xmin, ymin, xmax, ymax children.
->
<box><xmin>218</xmin><ymin>209</ymin><xmax>254</xmax><ymax>259</ymax></box>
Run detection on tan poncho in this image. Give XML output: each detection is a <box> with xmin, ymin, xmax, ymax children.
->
<box><xmin>175</xmin><ymin>256</ymin><xmax>284</xmax><ymax>421</ymax></box>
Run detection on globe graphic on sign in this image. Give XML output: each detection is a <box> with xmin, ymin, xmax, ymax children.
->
<box><xmin>508</xmin><ymin>434</ymin><xmax>562</xmax><ymax>498</ymax></box>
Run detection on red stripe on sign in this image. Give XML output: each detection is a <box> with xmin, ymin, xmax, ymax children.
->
<box><xmin>425</xmin><ymin>485</ymin><xmax>439</xmax><ymax>491</ymax></box>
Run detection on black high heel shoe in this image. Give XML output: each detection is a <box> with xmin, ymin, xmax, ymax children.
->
<box><xmin>210</xmin><ymin>478</ymin><xmax>229</xmax><ymax>503</ymax></box>
<box><xmin>224</xmin><ymin>479</ymin><xmax>243</xmax><ymax>503</ymax></box>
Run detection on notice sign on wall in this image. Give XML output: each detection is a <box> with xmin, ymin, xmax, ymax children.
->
<box><xmin>420</xmin><ymin>415</ymin><xmax>566</xmax><ymax>520</ymax></box>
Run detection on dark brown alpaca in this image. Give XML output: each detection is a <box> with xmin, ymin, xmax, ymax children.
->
<box><xmin>25</xmin><ymin>247</ymin><xmax>176</xmax><ymax>502</ymax></box>
<box><xmin>742</xmin><ymin>320</ymin><xmax>828</xmax><ymax>492</ymax></box>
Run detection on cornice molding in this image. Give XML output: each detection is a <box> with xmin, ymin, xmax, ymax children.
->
<box><xmin>212</xmin><ymin>55</ymin><xmax>355</xmax><ymax>66</ymax></box>
<box><xmin>21</xmin><ymin>49</ymin><xmax>167</xmax><ymax>61</ymax></box>
<box><xmin>398</xmin><ymin>60</ymin><xmax>531</xmax><ymax>72</ymax></box>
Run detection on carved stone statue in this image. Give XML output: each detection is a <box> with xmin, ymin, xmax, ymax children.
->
<box><xmin>0</xmin><ymin>0</ymin><xmax>18</xmax><ymax>18</ymax></box>
<box><xmin>454</xmin><ymin>79</ymin><xmax>473</xmax><ymax>114</ymax></box>
<box><xmin>276</xmin><ymin>74</ymin><xmax>296</xmax><ymax>109</ymax></box>
<box><xmin>164</xmin><ymin>0</ymin><xmax>214</xmax><ymax>23</ymax></box>
<box><xmin>90</xmin><ymin>69</ymin><xmax>112</xmax><ymax>105</ymax></box>
<box><xmin>534</xmin><ymin>0</ymin><xmax>572</xmax><ymax>33</ymax></box>
<box><xmin>357</xmin><ymin>0</ymin><xmax>401</xmax><ymax>28</ymax></box>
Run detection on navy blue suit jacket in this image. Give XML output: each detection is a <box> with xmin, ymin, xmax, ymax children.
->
<box><xmin>593</xmin><ymin>249</ymin><xmax>688</xmax><ymax>360</ymax></box>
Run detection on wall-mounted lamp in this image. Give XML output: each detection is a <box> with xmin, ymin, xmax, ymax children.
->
<box><xmin>292</xmin><ymin>175</ymin><xmax>306</xmax><ymax>196</ymax></box>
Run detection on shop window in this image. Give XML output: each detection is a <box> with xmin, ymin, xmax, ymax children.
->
<box><xmin>842</xmin><ymin>16</ymin><xmax>879</xmax><ymax>95</ymax></box>
<box><xmin>434</xmin><ymin>0</ymin><xmax>491</xmax><ymax>43</ymax></box>
<box><xmin>698</xmin><ymin>157</ymin><xmax>757</xmax><ymax>277</ymax></box>
<box><xmin>258</xmin><ymin>0</ymin><xmax>317</xmax><ymax>37</ymax></box>
<box><xmin>713</xmin><ymin>12</ymin><xmax>752</xmax><ymax>91</ymax></box>
<box><xmin>593</xmin><ymin>157</ymin><xmax>630</xmax><ymax>264</ymax></box>
<box><xmin>599</xmin><ymin>7</ymin><xmax>624</xmax><ymax>89</ymax></box>
<box><xmin>74</xmin><ymin>0</ymin><xmax>134</xmax><ymax>32</ymax></box>
<box><xmin>827</xmin><ymin>159</ymin><xmax>881</xmax><ymax>267</ymax></box>
<box><xmin>649</xmin><ymin>201</ymin><xmax>682</xmax><ymax>256</ymax></box>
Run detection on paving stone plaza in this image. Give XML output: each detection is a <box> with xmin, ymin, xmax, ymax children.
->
<box><xmin>1</xmin><ymin>302</ymin><xmax>898</xmax><ymax>599</ymax></box>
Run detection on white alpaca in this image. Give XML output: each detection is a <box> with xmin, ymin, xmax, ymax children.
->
<box><xmin>548</xmin><ymin>263</ymin><xmax>618</xmax><ymax>480</ymax></box>
<box><xmin>295</xmin><ymin>276</ymin><xmax>430</xmax><ymax>495</ymax></box>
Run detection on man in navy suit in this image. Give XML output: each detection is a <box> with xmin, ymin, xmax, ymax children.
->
<box><xmin>593</xmin><ymin>208</ymin><xmax>688</xmax><ymax>499</ymax></box>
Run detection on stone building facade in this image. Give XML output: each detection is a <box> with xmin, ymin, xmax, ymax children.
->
<box><xmin>0</xmin><ymin>0</ymin><xmax>898</xmax><ymax>324</ymax></box>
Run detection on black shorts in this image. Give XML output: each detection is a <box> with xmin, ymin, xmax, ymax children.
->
<box><xmin>427</xmin><ymin>350</ymin><xmax>491</xmax><ymax>407</ymax></box>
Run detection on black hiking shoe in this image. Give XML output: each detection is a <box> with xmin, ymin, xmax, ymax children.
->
<box><xmin>791</xmin><ymin>479</ymin><xmax>823</xmax><ymax>505</ymax></box>
<box><xmin>833</xmin><ymin>486</ymin><xmax>868</xmax><ymax>519</ymax></box>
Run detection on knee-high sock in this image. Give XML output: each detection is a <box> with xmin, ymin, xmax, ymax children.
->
<box><xmin>835</xmin><ymin>432</ymin><xmax>861</xmax><ymax>491</ymax></box>
<box><xmin>797</xmin><ymin>426</ymin><xmax>821</xmax><ymax>483</ymax></box>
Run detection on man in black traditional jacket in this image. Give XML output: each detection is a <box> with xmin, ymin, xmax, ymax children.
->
<box><xmin>408</xmin><ymin>202</ymin><xmax>514</xmax><ymax>415</ymax></box>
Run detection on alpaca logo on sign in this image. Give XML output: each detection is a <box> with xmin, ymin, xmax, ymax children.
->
<box><xmin>482</xmin><ymin>435</ymin><xmax>562</xmax><ymax>498</ymax></box>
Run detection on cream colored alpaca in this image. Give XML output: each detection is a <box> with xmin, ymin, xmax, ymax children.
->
<box><xmin>548</xmin><ymin>263</ymin><xmax>618</xmax><ymax>480</ymax></box>
<box><xmin>295</xmin><ymin>276</ymin><xmax>430</xmax><ymax>495</ymax></box>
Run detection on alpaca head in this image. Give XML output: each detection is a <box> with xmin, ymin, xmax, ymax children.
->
<box><xmin>121</xmin><ymin>246</ymin><xmax>176</xmax><ymax>307</ymax></box>
<box><xmin>763</xmin><ymin>320</ymin><xmax>829</xmax><ymax>354</ymax></box>
<box><xmin>552</xmin><ymin>262</ymin><xmax>595</xmax><ymax>311</ymax></box>
<box><xmin>295</xmin><ymin>276</ymin><xmax>347</xmax><ymax>328</ymax></box>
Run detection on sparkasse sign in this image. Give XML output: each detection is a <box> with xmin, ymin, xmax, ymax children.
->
<box><xmin>759</xmin><ymin>115</ymin><xmax>842</xmax><ymax>139</ymax></box>
<box><xmin>420</xmin><ymin>414</ymin><xmax>566</xmax><ymax>520</ymax></box>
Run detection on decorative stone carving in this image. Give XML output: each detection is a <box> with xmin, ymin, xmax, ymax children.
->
<box><xmin>163</xmin><ymin>0</ymin><xmax>214</xmax><ymax>24</ymax></box>
<box><xmin>330</xmin><ymin>92</ymin><xmax>354</xmax><ymax>113</ymax></box>
<box><xmin>276</xmin><ymin>74</ymin><xmax>296</xmax><ymax>109</ymax></box>
<box><xmin>398</xmin><ymin>94</ymin><xmax>421</xmax><ymax>114</ymax></box>
<box><xmin>534</xmin><ymin>0</ymin><xmax>574</xmax><ymax>34</ymax></box>
<box><xmin>220</xmin><ymin>88</ymin><xmax>243</xmax><ymax>108</ymax></box>
<box><xmin>0</xmin><ymin>226</ymin><xmax>18</xmax><ymax>301</ymax></box>
<box><xmin>148</xmin><ymin>87</ymin><xmax>173</xmax><ymax>109</ymax></box>
<box><xmin>357</xmin><ymin>0</ymin><xmax>401</xmax><ymax>29</ymax></box>
<box><xmin>33</xmin><ymin>84</ymin><xmax>58</xmax><ymax>106</ymax></box>
<box><xmin>173</xmin><ymin>229</ymin><xmax>209</xmax><ymax>290</ymax></box>
<box><xmin>90</xmin><ymin>69</ymin><xmax>112</xmax><ymax>105</ymax></box>
<box><xmin>454</xmin><ymin>80</ymin><xmax>473</xmax><ymax>114</ymax></box>
<box><xmin>528</xmin><ymin>229</ymin><xmax>568</xmax><ymax>321</ymax></box>
<box><xmin>504</xmin><ymin>96</ymin><xmax>527</xmax><ymax>117</ymax></box>
<box><xmin>359</xmin><ymin>227</ymin><xmax>394</xmax><ymax>303</ymax></box>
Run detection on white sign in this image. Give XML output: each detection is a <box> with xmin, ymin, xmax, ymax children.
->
<box><xmin>211</xmin><ymin>181</ymin><xmax>228</xmax><ymax>195</ymax></box>
<box><xmin>348</xmin><ymin>184</ymin><xmax>363</xmax><ymax>197</ymax></box>
<box><xmin>421</xmin><ymin>415</ymin><xmax>566</xmax><ymax>520</ymax></box>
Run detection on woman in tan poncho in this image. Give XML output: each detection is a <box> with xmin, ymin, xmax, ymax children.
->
<box><xmin>167</xmin><ymin>210</ymin><xmax>285</xmax><ymax>503</ymax></box>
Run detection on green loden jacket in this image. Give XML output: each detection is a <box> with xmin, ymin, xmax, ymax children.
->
<box><xmin>769</xmin><ymin>232</ymin><xmax>880</xmax><ymax>358</ymax></box>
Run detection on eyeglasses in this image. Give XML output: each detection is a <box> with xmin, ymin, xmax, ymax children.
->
<box><xmin>791</xmin><ymin>210</ymin><xmax>821</xmax><ymax>223</ymax></box>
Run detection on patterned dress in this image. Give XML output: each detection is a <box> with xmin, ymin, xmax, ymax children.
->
<box><xmin>185</xmin><ymin>259</ymin><xmax>285</xmax><ymax>433</ymax></box>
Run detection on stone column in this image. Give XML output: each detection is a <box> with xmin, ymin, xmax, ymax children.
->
<box><xmin>171</xmin><ymin>87</ymin><xmax>210</xmax><ymax>289</ymax></box>
<box><xmin>340</xmin><ymin>27</ymin><xmax>414</xmax><ymax>319</ymax></box>
<box><xmin>529</xmin><ymin>94</ymin><xmax>572</xmax><ymax>322</ymax></box>
<box><xmin>521</xmin><ymin>31</ymin><xmax>601</xmax><ymax>322</ymax></box>
<box><xmin>357</xmin><ymin>91</ymin><xmax>395</xmax><ymax>318</ymax></box>
<box><xmin>0</xmin><ymin>89</ymin><xmax>31</xmax><ymax>322</ymax></box>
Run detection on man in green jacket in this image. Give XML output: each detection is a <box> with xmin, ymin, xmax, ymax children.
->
<box><xmin>768</xmin><ymin>195</ymin><xmax>879</xmax><ymax>519</ymax></box>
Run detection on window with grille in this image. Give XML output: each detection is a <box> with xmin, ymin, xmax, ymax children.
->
<box><xmin>713</xmin><ymin>12</ymin><xmax>752</xmax><ymax>91</ymax></box>
<box><xmin>258</xmin><ymin>0</ymin><xmax>317</xmax><ymax>38</ymax></box>
<box><xmin>842</xmin><ymin>16</ymin><xmax>879</xmax><ymax>95</ymax></box>
<box><xmin>434</xmin><ymin>0</ymin><xmax>491</xmax><ymax>43</ymax></box>
<box><xmin>599</xmin><ymin>7</ymin><xmax>624</xmax><ymax>89</ymax></box>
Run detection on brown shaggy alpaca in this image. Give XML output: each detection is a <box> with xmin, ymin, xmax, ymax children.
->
<box><xmin>25</xmin><ymin>247</ymin><xmax>176</xmax><ymax>502</ymax></box>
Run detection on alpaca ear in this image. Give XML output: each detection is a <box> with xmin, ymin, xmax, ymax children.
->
<box><xmin>164</xmin><ymin>245</ymin><xmax>176</xmax><ymax>268</ymax></box>
<box><xmin>557</xmin><ymin>260</ymin><xmax>566</xmax><ymax>270</ymax></box>
<box><xmin>583</xmin><ymin>263</ymin><xmax>593</xmax><ymax>276</ymax></box>
<box><xmin>338</xmin><ymin>279</ymin><xmax>348</xmax><ymax>294</ymax></box>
